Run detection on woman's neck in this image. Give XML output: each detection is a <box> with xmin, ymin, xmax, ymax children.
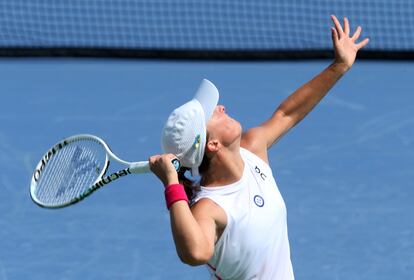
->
<box><xmin>200</xmin><ymin>145</ymin><xmax>244</xmax><ymax>187</ymax></box>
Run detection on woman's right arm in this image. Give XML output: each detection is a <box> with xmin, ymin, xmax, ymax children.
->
<box><xmin>241</xmin><ymin>15</ymin><xmax>369</xmax><ymax>162</ymax></box>
<box><xmin>149</xmin><ymin>154</ymin><xmax>217</xmax><ymax>266</ymax></box>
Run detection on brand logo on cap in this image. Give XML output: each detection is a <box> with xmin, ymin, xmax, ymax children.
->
<box><xmin>193</xmin><ymin>134</ymin><xmax>201</xmax><ymax>149</ymax></box>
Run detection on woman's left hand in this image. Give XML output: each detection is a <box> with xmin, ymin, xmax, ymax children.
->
<box><xmin>331</xmin><ymin>15</ymin><xmax>369</xmax><ymax>71</ymax></box>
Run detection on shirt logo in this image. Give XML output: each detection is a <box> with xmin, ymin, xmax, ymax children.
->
<box><xmin>254</xmin><ymin>166</ymin><xmax>267</xmax><ymax>181</ymax></box>
<box><xmin>253</xmin><ymin>195</ymin><xmax>264</xmax><ymax>207</ymax></box>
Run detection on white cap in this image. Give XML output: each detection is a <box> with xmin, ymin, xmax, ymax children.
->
<box><xmin>161</xmin><ymin>79</ymin><xmax>219</xmax><ymax>176</ymax></box>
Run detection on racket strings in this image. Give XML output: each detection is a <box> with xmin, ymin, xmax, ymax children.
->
<box><xmin>34</xmin><ymin>139</ymin><xmax>107</xmax><ymax>206</ymax></box>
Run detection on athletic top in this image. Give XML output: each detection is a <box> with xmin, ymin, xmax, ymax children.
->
<box><xmin>192</xmin><ymin>148</ymin><xmax>294</xmax><ymax>280</ymax></box>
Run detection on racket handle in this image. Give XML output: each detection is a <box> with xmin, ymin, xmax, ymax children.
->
<box><xmin>129</xmin><ymin>162</ymin><xmax>151</xmax><ymax>173</ymax></box>
<box><xmin>129</xmin><ymin>159</ymin><xmax>181</xmax><ymax>174</ymax></box>
<box><xmin>171</xmin><ymin>158</ymin><xmax>181</xmax><ymax>172</ymax></box>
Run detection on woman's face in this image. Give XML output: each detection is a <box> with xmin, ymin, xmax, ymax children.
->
<box><xmin>206</xmin><ymin>105</ymin><xmax>242</xmax><ymax>147</ymax></box>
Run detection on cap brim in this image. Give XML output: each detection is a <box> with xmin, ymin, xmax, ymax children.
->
<box><xmin>193</xmin><ymin>79</ymin><xmax>219</xmax><ymax>124</ymax></box>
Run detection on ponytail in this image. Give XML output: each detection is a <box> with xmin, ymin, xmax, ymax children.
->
<box><xmin>178</xmin><ymin>152</ymin><xmax>211</xmax><ymax>201</ymax></box>
<box><xmin>178</xmin><ymin>167</ymin><xmax>195</xmax><ymax>200</ymax></box>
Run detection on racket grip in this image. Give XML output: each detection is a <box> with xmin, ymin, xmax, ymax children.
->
<box><xmin>129</xmin><ymin>159</ymin><xmax>181</xmax><ymax>174</ymax></box>
<box><xmin>129</xmin><ymin>162</ymin><xmax>151</xmax><ymax>173</ymax></box>
<box><xmin>171</xmin><ymin>158</ymin><xmax>181</xmax><ymax>172</ymax></box>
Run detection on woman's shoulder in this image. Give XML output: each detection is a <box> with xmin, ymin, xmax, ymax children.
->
<box><xmin>240</xmin><ymin>127</ymin><xmax>269</xmax><ymax>164</ymax></box>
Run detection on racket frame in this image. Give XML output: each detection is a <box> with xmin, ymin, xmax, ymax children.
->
<box><xmin>30</xmin><ymin>134</ymin><xmax>162</xmax><ymax>208</ymax></box>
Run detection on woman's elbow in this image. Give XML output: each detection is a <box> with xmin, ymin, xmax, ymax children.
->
<box><xmin>178</xmin><ymin>247</ymin><xmax>213</xmax><ymax>266</ymax></box>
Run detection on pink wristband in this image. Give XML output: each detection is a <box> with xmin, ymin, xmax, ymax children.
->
<box><xmin>164</xmin><ymin>184</ymin><xmax>189</xmax><ymax>210</ymax></box>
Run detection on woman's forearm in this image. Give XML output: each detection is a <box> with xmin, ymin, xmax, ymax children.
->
<box><xmin>277</xmin><ymin>62</ymin><xmax>349</xmax><ymax>126</ymax></box>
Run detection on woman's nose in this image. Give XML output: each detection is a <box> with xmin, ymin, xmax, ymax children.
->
<box><xmin>217</xmin><ymin>105</ymin><xmax>225</xmax><ymax>113</ymax></box>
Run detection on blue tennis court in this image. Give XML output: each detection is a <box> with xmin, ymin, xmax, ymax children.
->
<box><xmin>0</xmin><ymin>58</ymin><xmax>413</xmax><ymax>279</ymax></box>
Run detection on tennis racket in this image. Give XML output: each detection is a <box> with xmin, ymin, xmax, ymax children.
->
<box><xmin>30</xmin><ymin>134</ymin><xmax>180</xmax><ymax>209</ymax></box>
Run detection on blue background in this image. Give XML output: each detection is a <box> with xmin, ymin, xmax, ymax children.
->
<box><xmin>0</xmin><ymin>59</ymin><xmax>413</xmax><ymax>279</ymax></box>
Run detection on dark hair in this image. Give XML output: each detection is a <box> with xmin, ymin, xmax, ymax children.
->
<box><xmin>178</xmin><ymin>153</ymin><xmax>211</xmax><ymax>201</ymax></box>
<box><xmin>177</xmin><ymin>167</ymin><xmax>194</xmax><ymax>200</ymax></box>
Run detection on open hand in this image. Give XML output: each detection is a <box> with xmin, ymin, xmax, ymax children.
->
<box><xmin>331</xmin><ymin>15</ymin><xmax>369</xmax><ymax>71</ymax></box>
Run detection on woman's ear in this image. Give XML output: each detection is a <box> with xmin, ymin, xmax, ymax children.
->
<box><xmin>206</xmin><ymin>138</ymin><xmax>220</xmax><ymax>153</ymax></box>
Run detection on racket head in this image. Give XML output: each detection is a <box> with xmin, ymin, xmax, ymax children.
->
<box><xmin>30</xmin><ymin>134</ymin><xmax>109</xmax><ymax>208</ymax></box>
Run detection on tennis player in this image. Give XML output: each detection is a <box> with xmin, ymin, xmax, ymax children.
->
<box><xmin>149</xmin><ymin>15</ymin><xmax>369</xmax><ymax>279</ymax></box>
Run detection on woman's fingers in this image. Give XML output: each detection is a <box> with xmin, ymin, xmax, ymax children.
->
<box><xmin>331</xmin><ymin>15</ymin><xmax>344</xmax><ymax>38</ymax></box>
<box><xmin>351</xmin><ymin>26</ymin><xmax>362</xmax><ymax>42</ymax></box>
<box><xmin>331</xmin><ymin>27</ymin><xmax>339</xmax><ymax>45</ymax></box>
<box><xmin>356</xmin><ymin>38</ymin><xmax>370</xmax><ymax>50</ymax></box>
<box><xmin>344</xmin><ymin>17</ymin><xmax>350</xmax><ymax>36</ymax></box>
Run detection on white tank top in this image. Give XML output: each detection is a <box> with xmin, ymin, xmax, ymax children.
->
<box><xmin>193</xmin><ymin>148</ymin><xmax>294</xmax><ymax>280</ymax></box>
